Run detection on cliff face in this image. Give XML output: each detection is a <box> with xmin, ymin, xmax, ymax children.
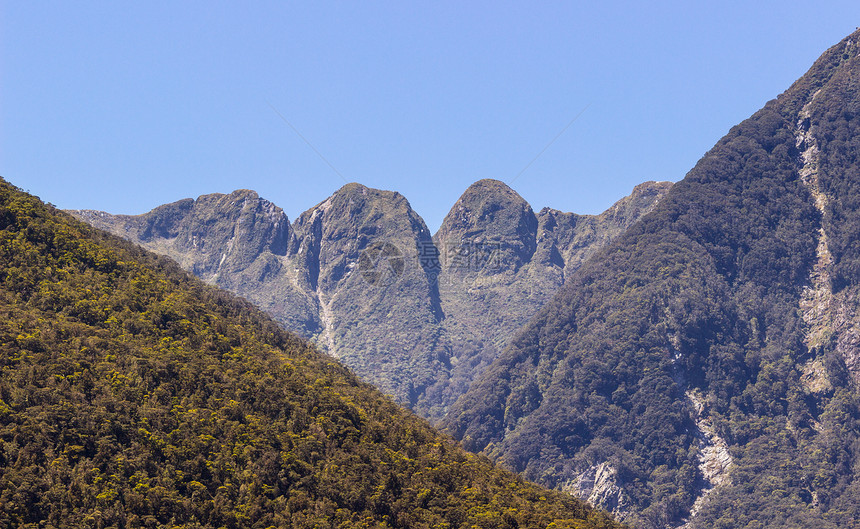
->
<box><xmin>77</xmin><ymin>184</ymin><xmax>448</xmax><ymax>404</ymax></box>
<box><xmin>77</xmin><ymin>190</ymin><xmax>290</xmax><ymax>280</ymax></box>
<box><xmin>288</xmin><ymin>184</ymin><xmax>448</xmax><ymax>404</ymax></box>
<box><xmin>75</xmin><ymin>190</ymin><xmax>320</xmax><ymax>339</ymax></box>
<box><xmin>71</xmin><ymin>180</ymin><xmax>671</xmax><ymax>415</ymax></box>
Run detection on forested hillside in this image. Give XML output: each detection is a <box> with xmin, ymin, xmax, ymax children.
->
<box><xmin>445</xmin><ymin>30</ymin><xmax>860</xmax><ymax>528</ymax></box>
<box><xmin>0</xmin><ymin>178</ymin><xmax>623</xmax><ymax>528</ymax></box>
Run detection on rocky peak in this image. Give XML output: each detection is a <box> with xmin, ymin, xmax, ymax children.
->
<box><xmin>166</xmin><ymin>189</ymin><xmax>292</xmax><ymax>278</ymax></box>
<box><xmin>285</xmin><ymin>183</ymin><xmax>448</xmax><ymax>406</ymax></box>
<box><xmin>71</xmin><ymin>189</ymin><xmax>292</xmax><ymax>281</ymax></box>
<box><xmin>295</xmin><ymin>183</ymin><xmax>428</xmax><ymax>241</ymax></box>
<box><xmin>434</xmin><ymin>179</ymin><xmax>538</xmax><ymax>275</ymax></box>
<box><xmin>72</xmin><ymin>179</ymin><xmax>671</xmax><ymax>417</ymax></box>
<box><xmin>200</xmin><ymin>190</ymin><xmax>291</xmax><ymax>264</ymax></box>
<box><xmin>292</xmin><ymin>182</ymin><xmax>433</xmax><ymax>295</ymax></box>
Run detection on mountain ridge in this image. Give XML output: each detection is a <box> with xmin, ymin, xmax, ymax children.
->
<box><xmin>72</xmin><ymin>179</ymin><xmax>672</xmax><ymax>419</ymax></box>
<box><xmin>46</xmin><ymin>27</ymin><xmax>860</xmax><ymax>528</ymax></box>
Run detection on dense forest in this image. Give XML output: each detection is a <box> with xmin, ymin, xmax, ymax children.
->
<box><xmin>0</xmin><ymin>178</ymin><xmax>623</xmax><ymax>528</ymax></box>
<box><xmin>445</xmin><ymin>30</ymin><xmax>860</xmax><ymax>528</ymax></box>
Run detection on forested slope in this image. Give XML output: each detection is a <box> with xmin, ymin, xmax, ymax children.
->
<box><xmin>0</xmin><ymin>178</ymin><xmax>623</xmax><ymax>528</ymax></box>
<box><xmin>445</xmin><ymin>30</ymin><xmax>860</xmax><ymax>529</ymax></box>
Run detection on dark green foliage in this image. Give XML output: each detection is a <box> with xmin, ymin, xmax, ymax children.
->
<box><xmin>0</xmin><ymin>179</ymin><xmax>624</xmax><ymax>528</ymax></box>
<box><xmin>445</xmin><ymin>30</ymin><xmax>860</xmax><ymax>528</ymax></box>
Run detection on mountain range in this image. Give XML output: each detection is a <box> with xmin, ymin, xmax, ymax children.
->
<box><xmin>72</xmin><ymin>179</ymin><xmax>671</xmax><ymax>419</ymax></box>
<box><xmin>66</xmin><ymin>28</ymin><xmax>860</xmax><ymax>529</ymax></box>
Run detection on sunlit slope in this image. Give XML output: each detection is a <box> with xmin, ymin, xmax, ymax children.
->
<box><xmin>0</xmin><ymin>178</ymin><xmax>622</xmax><ymax>528</ymax></box>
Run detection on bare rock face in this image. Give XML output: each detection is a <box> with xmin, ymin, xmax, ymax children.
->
<box><xmin>683</xmin><ymin>390</ymin><xmax>732</xmax><ymax>525</ymax></box>
<box><xmin>562</xmin><ymin>463</ymin><xmax>632</xmax><ymax>521</ymax></box>
<box><xmin>70</xmin><ymin>180</ymin><xmax>671</xmax><ymax>416</ymax></box>
<box><xmin>78</xmin><ymin>190</ymin><xmax>292</xmax><ymax>279</ymax></box>
<box><xmin>73</xmin><ymin>191</ymin><xmax>321</xmax><ymax>338</ymax></box>
<box><xmin>76</xmin><ymin>184</ymin><xmax>447</xmax><ymax>404</ymax></box>
<box><xmin>288</xmin><ymin>183</ymin><xmax>448</xmax><ymax>403</ymax></box>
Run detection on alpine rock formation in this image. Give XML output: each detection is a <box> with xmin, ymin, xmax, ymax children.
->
<box><xmin>72</xmin><ymin>180</ymin><xmax>671</xmax><ymax>419</ymax></box>
<box><xmin>445</xmin><ymin>30</ymin><xmax>860</xmax><ymax>528</ymax></box>
<box><xmin>77</xmin><ymin>185</ymin><xmax>449</xmax><ymax>406</ymax></box>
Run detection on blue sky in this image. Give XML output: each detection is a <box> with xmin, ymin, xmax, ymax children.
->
<box><xmin>2</xmin><ymin>2</ymin><xmax>859</xmax><ymax>232</ymax></box>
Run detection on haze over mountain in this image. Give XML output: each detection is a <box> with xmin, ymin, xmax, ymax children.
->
<box><xmin>73</xmin><ymin>179</ymin><xmax>671</xmax><ymax>419</ymax></box>
<box><xmin>0</xmin><ymin>177</ymin><xmax>624</xmax><ymax>528</ymax></box>
<box><xmin>446</xmin><ymin>30</ymin><xmax>860</xmax><ymax>528</ymax></box>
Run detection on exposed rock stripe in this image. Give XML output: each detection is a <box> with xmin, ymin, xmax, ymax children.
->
<box><xmin>681</xmin><ymin>390</ymin><xmax>732</xmax><ymax>527</ymax></box>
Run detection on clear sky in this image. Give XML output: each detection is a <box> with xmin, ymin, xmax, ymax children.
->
<box><xmin>2</xmin><ymin>2</ymin><xmax>859</xmax><ymax>232</ymax></box>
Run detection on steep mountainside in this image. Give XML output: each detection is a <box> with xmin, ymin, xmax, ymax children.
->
<box><xmin>72</xmin><ymin>180</ymin><xmax>670</xmax><ymax>419</ymax></box>
<box><xmin>423</xmin><ymin>180</ymin><xmax>671</xmax><ymax>417</ymax></box>
<box><xmin>0</xmin><ymin>177</ymin><xmax>624</xmax><ymax>528</ymax></box>
<box><xmin>445</xmin><ymin>30</ymin><xmax>860</xmax><ymax>529</ymax></box>
<box><xmin>77</xmin><ymin>185</ymin><xmax>450</xmax><ymax>408</ymax></box>
<box><xmin>288</xmin><ymin>184</ymin><xmax>447</xmax><ymax>408</ymax></box>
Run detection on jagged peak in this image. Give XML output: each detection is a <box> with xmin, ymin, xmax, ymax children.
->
<box><xmin>439</xmin><ymin>179</ymin><xmax>534</xmax><ymax>231</ymax></box>
<box><xmin>455</xmin><ymin>178</ymin><xmax>526</xmax><ymax>204</ymax></box>
<box><xmin>297</xmin><ymin>182</ymin><xmax>418</xmax><ymax>225</ymax></box>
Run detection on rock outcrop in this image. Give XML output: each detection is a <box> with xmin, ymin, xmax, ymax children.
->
<box><xmin>562</xmin><ymin>462</ymin><xmax>632</xmax><ymax>521</ymax></box>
